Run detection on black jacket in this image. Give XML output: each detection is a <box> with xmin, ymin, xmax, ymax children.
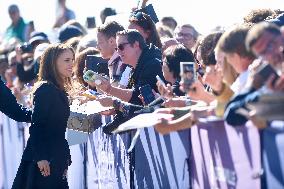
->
<box><xmin>102</xmin><ymin>45</ymin><xmax>164</xmax><ymax>134</ymax></box>
<box><xmin>127</xmin><ymin>44</ymin><xmax>165</xmax><ymax>106</ymax></box>
<box><xmin>22</xmin><ymin>82</ymin><xmax>71</xmax><ymax>169</ymax></box>
<box><xmin>224</xmin><ymin>88</ymin><xmax>259</xmax><ymax>126</ymax></box>
<box><xmin>0</xmin><ymin>77</ymin><xmax>31</xmax><ymax>122</ymax></box>
<box><xmin>172</xmin><ymin>79</ymin><xmax>185</xmax><ymax>97</ymax></box>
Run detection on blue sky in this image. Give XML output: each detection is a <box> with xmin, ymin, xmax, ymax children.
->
<box><xmin>0</xmin><ymin>0</ymin><xmax>283</xmax><ymax>37</ymax></box>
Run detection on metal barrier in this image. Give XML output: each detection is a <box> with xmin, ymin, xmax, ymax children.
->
<box><xmin>2</xmin><ymin>112</ymin><xmax>284</xmax><ymax>189</ymax></box>
<box><xmin>134</xmin><ymin>127</ymin><xmax>191</xmax><ymax>189</ymax></box>
<box><xmin>190</xmin><ymin>120</ymin><xmax>261</xmax><ymax>189</ymax></box>
<box><xmin>262</xmin><ymin>121</ymin><xmax>284</xmax><ymax>189</ymax></box>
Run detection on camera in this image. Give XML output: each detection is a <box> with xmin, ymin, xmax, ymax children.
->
<box><xmin>20</xmin><ymin>42</ymin><xmax>33</xmax><ymax>53</ymax></box>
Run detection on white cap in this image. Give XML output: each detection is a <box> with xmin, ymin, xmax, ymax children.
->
<box><xmin>33</xmin><ymin>43</ymin><xmax>50</xmax><ymax>61</ymax></box>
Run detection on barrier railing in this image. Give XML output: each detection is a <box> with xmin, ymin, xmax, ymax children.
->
<box><xmin>1</xmin><ymin>113</ymin><xmax>283</xmax><ymax>189</ymax></box>
<box><xmin>190</xmin><ymin>120</ymin><xmax>261</xmax><ymax>189</ymax></box>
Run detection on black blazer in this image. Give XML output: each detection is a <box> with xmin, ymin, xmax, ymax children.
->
<box><xmin>22</xmin><ymin>82</ymin><xmax>71</xmax><ymax>169</ymax></box>
<box><xmin>127</xmin><ymin>44</ymin><xmax>165</xmax><ymax>106</ymax></box>
<box><xmin>0</xmin><ymin>77</ymin><xmax>31</xmax><ymax>122</ymax></box>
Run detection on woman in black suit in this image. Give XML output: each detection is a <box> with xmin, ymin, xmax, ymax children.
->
<box><xmin>12</xmin><ymin>43</ymin><xmax>75</xmax><ymax>189</ymax></box>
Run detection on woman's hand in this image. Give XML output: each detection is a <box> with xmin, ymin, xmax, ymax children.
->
<box><xmin>37</xmin><ymin>160</ymin><xmax>50</xmax><ymax>177</ymax></box>
<box><xmin>156</xmin><ymin>82</ymin><xmax>173</xmax><ymax>99</ymax></box>
<box><xmin>186</xmin><ymin>80</ymin><xmax>213</xmax><ymax>103</ymax></box>
<box><xmin>11</xmin><ymin>87</ymin><xmax>22</xmax><ymax>101</ymax></box>
<box><xmin>203</xmin><ymin>65</ymin><xmax>223</xmax><ymax>92</ymax></box>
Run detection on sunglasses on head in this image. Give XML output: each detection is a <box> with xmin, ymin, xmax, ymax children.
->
<box><xmin>130</xmin><ymin>11</ymin><xmax>150</xmax><ymax>29</ymax></box>
<box><xmin>116</xmin><ymin>42</ymin><xmax>130</xmax><ymax>51</ymax></box>
<box><xmin>131</xmin><ymin>11</ymin><xmax>144</xmax><ymax>20</ymax></box>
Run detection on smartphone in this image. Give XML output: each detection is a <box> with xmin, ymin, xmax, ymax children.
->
<box><xmin>139</xmin><ymin>84</ymin><xmax>156</xmax><ymax>105</ymax></box>
<box><xmin>85</xmin><ymin>55</ymin><xmax>99</xmax><ymax>72</ymax></box>
<box><xmin>85</xmin><ymin>55</ymin><xmax>109</xmax><ymax>76</ymax></box>
<box><xmin>255</xmin><ymin>63</ymin><xmax>280</xmax><ymax>87</ymax></box>
<box><xmin>180</xmin><ymin>62</ymin><xmax>196</xmax><ymax>92</ymax></box>
<box><xmin>156</xmin><ymin>75</ymin><xmax>166</xmax><ymax>87</ymax></box>
<box><xmin>86</xmin><ymin>17</ymin><xmax>96</xmax><ymax>29</ymax></box>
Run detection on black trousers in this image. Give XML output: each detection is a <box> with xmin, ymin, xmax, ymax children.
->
<box><xmin>12</xmin><ymin>159</ymin><xmax>69</xmax><ymax>189</ymax></box>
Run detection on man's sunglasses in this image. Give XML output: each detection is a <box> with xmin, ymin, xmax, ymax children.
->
<box><xmin>115</xmin><ymin>42</ymin><xmax>130</xmax><ymax>51</ymax></box>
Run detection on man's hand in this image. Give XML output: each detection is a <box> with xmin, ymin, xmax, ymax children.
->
<box><xmin>154</xmin><ymin>118</ymin><xmax>172</xmax><ymax>135</ymax></box>
<box><xmin>96</xmin><ymin>96</ymin><xmax>115</xmax><ymax>107</ymax></box>
<box><xmin>162</xmin><ymin>98</ymin><xmax>187</xmax><ymax>108</ymax></box>
<box><xmin>100</xmin><ymin>109</ymin><xmax>116</xmax><ymax>116</ymax></box>
<box><xmin>154</xmin><ymin>107</ymin><xmax>175</xmax><ymax>114</ymax></box>
<box><xmin>266</xmin><ymin>75</ymin><xmax>284</xmax><ymax>91</ymax></box>
<box><xmin>250</xmin><ymin>114</ymin><xmax>267</xmax><ymax>129</ymax></box>
<box><xmin>87</xmin><ymin>77</ymin><xmax>112</xmax><ymax>94</ymax></box>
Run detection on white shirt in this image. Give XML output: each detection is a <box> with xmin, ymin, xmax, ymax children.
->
<box><xmin>119</xmin><ymin>66</ymin><xmax>132</xmax><ymax>87</ymax></box>
<box><xmin>231</xmin><ymin>70</ymin><xmax>249</xmax><ymax>93</ymax></box>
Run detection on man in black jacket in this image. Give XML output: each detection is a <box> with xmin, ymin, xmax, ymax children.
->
<box><xmin>88</xmin><ymin>29</ymin><xmax>165</xmax><ymax>134</ymax></box>
<box><xmin>91</xmin><ymin>29</ymin><xmax>165</xmax><ymax>106</ymax></box>
<box><xmin>0</xmin><ymin>77</ymin><xmax>31</xmax><ymax>122</ymax></box>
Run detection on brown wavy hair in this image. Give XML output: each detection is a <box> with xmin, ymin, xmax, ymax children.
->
<box><xmin>73</xmin><ymin>47</ymin><xmax>100</xmax><ymax>87</ymax></box>
<box><xmin>129</xmin><ymin>12</ymin><xmax>162</xmax><ymax>49</ymax></box>
<box><xmin>37</xmin><ymin>43</ymin><xmax>75</xmax><ymax>91</ymax></box>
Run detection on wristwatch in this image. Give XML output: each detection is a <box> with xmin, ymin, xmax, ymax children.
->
<box><xmin>113</xmin><ymin>99</ymin><xmax>121</xmax><ymax>111</ymax></box>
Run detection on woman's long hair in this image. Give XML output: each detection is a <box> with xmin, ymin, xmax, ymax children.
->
<box><xmin>36</xmin><ymin>43</ymin><xmax>75</xmax><ymax>92</ymax></box>
<box><xmin>129</xmin><ymin>12</ymin><xmax>162</xmax><ymax>49</ymax></box>
<box><xmin>73</xmin><ymin>47</ymin><xmax>100</xmax><ymax>87</ymax></box>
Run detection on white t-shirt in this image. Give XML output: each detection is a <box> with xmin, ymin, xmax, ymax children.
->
<box><xmin>231</xmin><ymin>70</ymin><xmax>249</xmax><ymax>93</ymax></box>
<box><xmin>119</xmin><ymin>66</ymin><xmax>132</xmax><ymax>87</ymax></box>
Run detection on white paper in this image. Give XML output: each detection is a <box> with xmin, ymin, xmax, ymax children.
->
<box><xmin>66</xmin><ymin>129</ymin><xmax>88</xmax><ymax>146</ymax></box>
<box><xmin>70</xmin><ymin>99</ymin><xmax>113</xmax><ymax>115</ymax></box>
<box><xmin>198</xmin><ymin>116</ymin><xmax>224</xmax><ymax>123</ymax></box>
<box><xmin>112</xmin><ymin>113</ymin><xmax>174</xmax><ymax>134</ymax></box>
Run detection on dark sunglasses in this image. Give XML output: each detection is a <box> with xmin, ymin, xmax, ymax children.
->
<box><xmin>115</xmin><ymin>42</ymin><xmax>130</xmax><ymax>51</ymax></box>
